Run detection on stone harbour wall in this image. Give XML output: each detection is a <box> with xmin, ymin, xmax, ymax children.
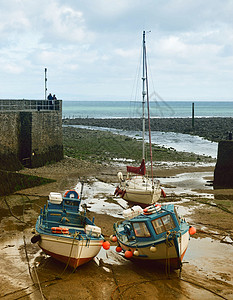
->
<box><xmin>31</xmin><ymin>111</ymin><xmax>63</xmax><ymax>168</ymax></box>
<box><xmin>0</xmin><ymin>99</ymin><xmax>63</xmax><ymax>170</ymax></box>
<box><xmin>0</xmin><ymin>112</ymin><xmax>22</xmax><ymax>170</ymax></box>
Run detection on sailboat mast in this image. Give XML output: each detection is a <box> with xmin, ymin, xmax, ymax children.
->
<box><xmin>142</xmin><ymin>31</ymin><xmax>146</xmax><ymax>160</ymax></box>
<box><xmin>143</xmin><ymin>31</ymin><xmax>154</xmax><ymax>181</ymax></box>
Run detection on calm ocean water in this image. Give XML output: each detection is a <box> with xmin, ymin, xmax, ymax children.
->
<box><xmin>62</xmin><ymin>100</ymin><xmax>233</xmax><ymax>119</ymax></box>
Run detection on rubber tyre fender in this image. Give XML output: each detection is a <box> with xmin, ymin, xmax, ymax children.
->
<box><xmin>31</xmin><ymin>234</ymin><xmax>41</xmax><ymax>244</ymax></box>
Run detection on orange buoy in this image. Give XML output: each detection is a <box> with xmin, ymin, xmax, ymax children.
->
<box><xmin>102</xmin><ymin>241</ymin><xmax>110</xmax><ymax>250</ymax></box>
<box><xmin>125</xmin><ymin>250</ymin><xmax>133</xmax><ymax>258</ymax></box>
<box><xmin>116</xmin><ymin>246</ymin><xmax>122</xmax><ymax>252</ymax></box>
<box><xmin>189</xmin><ymin>226</ymin><xmax>196</xmax><ymax>235</ymax></box>
<box><xmin>111</xmin><ymin>235</ymin><xmax>117</xmax><ymax>242</ymax></box>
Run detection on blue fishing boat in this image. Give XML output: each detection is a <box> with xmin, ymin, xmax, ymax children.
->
<box><xmin>31</xmin><ymin>189</ymin><xmax>107</xmax><ymax>268</ymax></box>
<box><xmin>113</xmin><ymin>204</ymin><xmax>196</xmax><ymax>269</ymax></box>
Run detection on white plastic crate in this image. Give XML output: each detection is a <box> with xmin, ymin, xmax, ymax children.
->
<box><xmin>85</xmin><ymin>225</ymin><xmax>101</xmax><ymax>237</ymax></box>
<box><xmin>49</xmin><ymin>192</ymin><xmax>63</xmax><ymax>204</ymax></box>
<box><xmin>123</xmin><ymin>205</ymin><xmax>143</xmax><ymax>220</ymax></box>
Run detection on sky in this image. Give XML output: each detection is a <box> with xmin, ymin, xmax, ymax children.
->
<box><xmin>1</xmin><ymin>0</ymin><xmax>233</xmax><ymax>102</ymax></box>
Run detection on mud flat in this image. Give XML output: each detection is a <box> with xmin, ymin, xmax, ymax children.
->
<box><xmin>0</xmin><ymin>128</ymin><xmax>232</xmax><ymax>299</ymax></box>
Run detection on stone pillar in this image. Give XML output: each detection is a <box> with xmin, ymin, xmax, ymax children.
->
<box><xmin>214</xmin><ymin>141</ymin><xmax>233</xmax><ymax>189</ymax></box>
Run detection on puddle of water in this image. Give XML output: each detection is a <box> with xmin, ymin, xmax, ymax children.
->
<box><xmin>161</xmin><ymin>172</ymin><xmax>213</xmax><ymax>192</ymax></box>
<box><xmin>70</xmin><ymin>171</ymin><xmax>214</xmax><ymax>221</ymax></box>
<box><xmin>95</xmin><ymin>238</ymin><xmax>233</xmax><ymax>287</ymax></box>
<box><xmin>94</xmin><ymin>246</ymin><xmax>127</xmax><ymax>266</ymax></box>
<box><xmin>0</xmin><ymin>232</ymin><xmax>38</xmax><ymax>298</ymax></box>
<box><xmin>160</xmin><ymin>172</ymin><xmax>214</xmax><ymax>202</ymax></box>
<box><xmin>75</xmin><ymin>179</ymin><xmax>128</xmax><ymax>218</ymax></box>
<box><xmin>185</xmin><ymin>237</ymin><xmax>233</xmax><ymax>284</ymax></box>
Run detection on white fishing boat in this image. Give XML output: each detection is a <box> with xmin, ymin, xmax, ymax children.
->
<box><xmin>114</xmin><ymin>31</ymin><xmax>164</xmax><ymax>205</ymax></box>
<box><xmin>31</xmin><ymin>189</ymin><xmax>109</xmax><ymax>269</ymax></box>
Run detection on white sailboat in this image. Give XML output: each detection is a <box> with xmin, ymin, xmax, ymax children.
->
<box><xmin>114</xmin><ymin>31</ymin><xmax>165</xmax><ymax>205</ymax></box>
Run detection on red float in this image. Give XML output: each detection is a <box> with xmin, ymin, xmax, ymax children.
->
<box><xmin>102</xmin><ymin>241</ymin><xmax>110</xmax><ymax>250</ymax></box>
<box><xmin>189</xmin><ymin>226</ymin><xmax>196</xmax><ymax>235</ymax></box>
<box><xmin>111</xmin><ymin>235</ymin><xmax>117</xmax><ymax>242</ymax></box>
<box><xmin>116</xmin><ymin>246</ymin><xmax>122</xmax><ymax>252</ymax></box>
<box><xmin>125</xmin><ymin>250</ymin><xmax>133</xmax><ymax>258</ymax></box>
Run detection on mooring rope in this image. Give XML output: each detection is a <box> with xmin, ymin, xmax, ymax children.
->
<box><xmin>3</xmin><ymin>196</ymin><xmax>27</xmax><ymax>224</ymax></box>
<box><xmin>59</xmin><ymin>232</ymin><xmax>79</xmax><ymax>277</ymax></box>
<box><xmin>33</xmin><ymin>262</ymin><xmax>45</xmax><ymax>300</ymax></box>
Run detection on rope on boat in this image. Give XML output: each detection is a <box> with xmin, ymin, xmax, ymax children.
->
<box><xmin>74</xmin><ymin>234</ymin><xmax>84</xmax><ymax>273</ymax></box>
<box><xmin>60</xmin><ymin>232</ymin><xmax>79</xmax><ymax>276</ymax></box>
<box><xmin>165</xmin><ymin>232</ymin><xmax>171</xmax><ymax>277</ymax></box>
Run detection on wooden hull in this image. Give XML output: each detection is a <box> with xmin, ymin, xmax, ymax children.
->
<box><xmin>38</xmin><ymin>233</ymin><xmax>103</xmax><ymax>269</ymax></box>
<box><xmin>118</xmin><ymin>231</ymin><xmax>189</xmax><ymax>269</ymax></box>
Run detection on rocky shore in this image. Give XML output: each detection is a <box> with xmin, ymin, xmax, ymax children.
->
<box><xmin>63</xmin><ymin>117</ymin><xmax>233</xmax><ymax>142</ymax></box>
<box><xmin>62</xmin><ymin>126</ymin><xmax>215</xmax><ymax>164</ymax></box>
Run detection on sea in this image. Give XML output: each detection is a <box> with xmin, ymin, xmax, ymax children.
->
<box><xmin>62</xmin><ymin>100</ymin><xmax>233</xmax><ymax>159</ymax></box>
<box><xmin>62</xmin><ymin>100</ymin><xmax>233</xmax><ymax>119</ymax></box>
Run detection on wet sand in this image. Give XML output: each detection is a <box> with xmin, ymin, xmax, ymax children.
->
<box><xmin>0</xmin><ymin>158</ymin><xmax>233</xmax><ymax>299</ymax></box>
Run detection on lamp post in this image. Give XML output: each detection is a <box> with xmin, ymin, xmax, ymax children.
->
<box><xmin>45</xmin><ymin>68</ymin><xmax>47</xmax><ymax>100</ymax></box>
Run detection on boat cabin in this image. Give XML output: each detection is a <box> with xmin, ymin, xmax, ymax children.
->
<box><xmin>47</xmin><ymin>191</ymin><xmax>81</xmax><ymax>212</ymax></box>
<box><xmin>39</xmin><ymin>191</ymin><xmax>91</xmax><ymax>231</ymax></box>
<box><xmin>116</xmin><ymin>204</ymin><xmax>186</xmax><ymax>245</ymax></box>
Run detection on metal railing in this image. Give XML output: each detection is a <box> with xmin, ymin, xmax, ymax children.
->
<box><xmin>0</xmin><ymin>99</ymin><xmax>61</xmax><ymax>111</ymax></box>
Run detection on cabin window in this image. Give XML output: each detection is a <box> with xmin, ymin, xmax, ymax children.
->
<box><xmin>132</xmin><ymin>222</ymin><xmax>151</xmax><ymax>237</ymax></box>
<box><xmin>152</xmin><ymin>214</ymin><xmax>175</xmax><ymax>235</ymax></box>
<box><xmin>162</xmin><ymin>215</ymin><xmax>175</xmax><ymax>230</ymax></box>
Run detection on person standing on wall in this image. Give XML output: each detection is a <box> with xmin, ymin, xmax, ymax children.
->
<box><xmin>47</xmin><ymin>93</ymin><xmax>53</xmax><ymax>110</ymax></box>
<box><xmin>53</xmin><ymin>94</ymin><xmax>57</xmax><ymax>110</ymax></box>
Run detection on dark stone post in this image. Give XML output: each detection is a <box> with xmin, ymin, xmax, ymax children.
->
<box><xmin>192</xmin><ymin>102</ymin><xmax>194</xmax><ymax>128</ymax></box>
<box><xmin>214</xmin><ymin>141</ymin><xmax>233</xmax><ymax>188</ymax></box>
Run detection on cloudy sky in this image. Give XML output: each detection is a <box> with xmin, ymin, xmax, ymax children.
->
<box><xmin>1</xmin><ymin>0</ymin><xmax>233</xmax><ymax>102</ymax></box>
